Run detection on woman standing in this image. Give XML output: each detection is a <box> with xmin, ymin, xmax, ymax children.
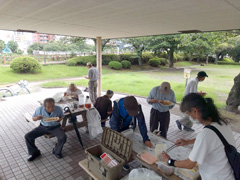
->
<box><xmin>161</xmin><ymin>93</ymin><xmax>236</xmax><ymax>180</ymax></box>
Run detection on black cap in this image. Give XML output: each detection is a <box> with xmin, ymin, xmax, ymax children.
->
<box><xmin>197</xmin><ymin>71</ymin><xmax>208</xmax><ymax>77</ymax></box>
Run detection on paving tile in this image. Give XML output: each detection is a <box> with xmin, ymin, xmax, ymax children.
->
<box><xmin>0</xmin><ymin>90</ymin><xmax>239</xmax><ymax>180</ymax></box>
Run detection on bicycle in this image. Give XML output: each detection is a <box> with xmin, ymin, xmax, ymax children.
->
<box><xmin>0</xmin><ymin>80</ymin><xmax>30</xmax><ymax>98</ymax></box>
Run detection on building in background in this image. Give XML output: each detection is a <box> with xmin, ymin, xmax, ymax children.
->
<box><xmin>32</xmin><ymin>33</ymin><xmax>54</xmax><ymax>44</ymax></box>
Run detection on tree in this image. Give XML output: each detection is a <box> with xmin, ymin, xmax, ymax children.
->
<box><xmin>123</xmin><ymin>37</ymin><xmax>150</xmax><ymax>66</ymax></box>
<box><xmin>149</xmin><ymin>34</ymin><xmax>181</xmax><ymax>68</ymax></box>
<box><xmin>29</xmin><ymin>42</ymin><xmax>44</xmax><ymax>51</ymax></box>
<box><xmin>0</xmin><ymin>39</ymin><xmax>5</xmax><ymax>53</ymax></box>
<box><xmin>92</xmin><ymin>38</ymin><xmax>110</xmax><ymax>51</ymax></box>
<box><xmin>27</xmin><ymin>48</ymin><xmax>33</xmax><ymax>55</ymax></box>
<box><xmin>8</xmin><ymin>40</ymin><xmax>18</xmax><ymax>53</ymax></box>
<box><xmin>228</xmin><ymin>35</ymin><xmax>240</xmax><ymax>62</ymax></box>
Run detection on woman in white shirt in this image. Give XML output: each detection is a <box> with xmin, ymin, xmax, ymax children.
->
<box><xmin>161</xmin><ymin>93</ymin><xmax>236</xmax><ymax>180</ymax></box>
<box><xmin>64</xmin><ymin>83</ymin><xmax>82</xmax><ymax>99</ymax></box>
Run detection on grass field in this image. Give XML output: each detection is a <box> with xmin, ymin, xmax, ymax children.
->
<box><xmin>1</xmin><ymin>63</ymin><xmax>239</xmax><ymax>108</ymax></box>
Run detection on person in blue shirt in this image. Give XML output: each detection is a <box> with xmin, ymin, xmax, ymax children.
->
<box><xmin>147</xmin><ymin>82</ymin><xmax>176</xmax><ymax>138</ymax></box>
<box><xmin>25</xmin><ymin>98</ymin><xmax>67</xmax><ymax>161</ymax></box>
<box><xmin>110</xmin><ymin>96</ymin><xmax>152</xmax><ymax>148</ymax></box>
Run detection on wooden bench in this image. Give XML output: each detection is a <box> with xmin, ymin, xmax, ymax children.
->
<box><xmin>23</xmin><ymin>112</ymin><xmax>53</xmax><ymax>138</ymax></box>
<box><xmin>23</xmin><ymin>112</ymin><xmax>109</xmax><ymax>139</ymax></box>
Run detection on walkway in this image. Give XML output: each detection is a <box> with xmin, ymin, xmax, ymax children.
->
<box><xmin>0</xmin><ymin>88</ymin><xmax>239</xmax><ymax>180</ymax></box>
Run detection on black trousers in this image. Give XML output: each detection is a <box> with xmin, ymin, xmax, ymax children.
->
<box><xmin>150</xmin><ymin>108</ymin><xmax>170</xmax><ymax>138</ymax></box>
<box><xmin>25</xmin><ymin>124</ymin><xmax>67</xmax><ymax>155</ymax></box>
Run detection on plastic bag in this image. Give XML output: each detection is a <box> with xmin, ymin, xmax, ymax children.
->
<box><xmin>128</xmin><ymin>168</ymin><xmax>162</xmax><ymax>180</ymax></box>
<box><xmin>52</xmin><ymin>92</ymin><xmax>64</xmax><ymax>103</ymax></box>
<box><xmin>86</xmin><ymin>108</ymin><xmax>103</xmax><ymax>139</ymax></box>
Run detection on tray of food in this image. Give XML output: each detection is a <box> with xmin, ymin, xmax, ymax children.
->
<box><xmin>159</xmin><ymin>100</ymin><xmax>174</xmax><ymax>106</ymax></box>
<box><xmin>44</xmin><ymin>117</ymin><xmax>59</xmax><ymax>122</ymax></box>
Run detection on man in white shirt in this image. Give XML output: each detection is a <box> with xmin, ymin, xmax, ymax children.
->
<box><xmin>64</xmin><ymin>83</ymin><xmax>82</xmax><ymax>99</ymax></box>
<box><xmin>176</xmin><ymin>71</ymin><xmax>208</xmax><ymax>131</ymax></box>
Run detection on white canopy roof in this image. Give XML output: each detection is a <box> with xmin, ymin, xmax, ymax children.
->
<box><xmin>0</xmin><ymin>0</ymin><xmax>239</xmax><ymax>39</ymax></box>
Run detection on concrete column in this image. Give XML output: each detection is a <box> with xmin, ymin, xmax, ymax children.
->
<box><xmin>96</xmin><ymin>37</ymin><xmax>102</xmax><ymax>97</ymax></box>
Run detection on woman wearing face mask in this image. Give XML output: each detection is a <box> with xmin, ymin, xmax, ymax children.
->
<box><xmin>161</xmin><ymin>93</ymin><xmax>236</xmax><ymax>180</ymax></box>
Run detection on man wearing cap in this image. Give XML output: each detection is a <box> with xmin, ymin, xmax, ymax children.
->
<box><xmin>147</xmin><ymin>82</ymin><xmax>176</xmax><ymax>138</ymax></box>
<box><xmin>94</xmin><ymin>90</ymin><xmax>114</xmax><ymax>128</ymax></box>
<box><xmin>110</xmin><ymin>96</ymin><xmax>153</xmax><ymax>148</ymax></box>
<box><xmin>84</xmin><ymin>62</ymin><xmax>99</xmax><ymax>104</ymax></box>
<box><xmin>176</xmin><ymin>71</ymin><xmax>208</xmax><ymax>131</ymax></box>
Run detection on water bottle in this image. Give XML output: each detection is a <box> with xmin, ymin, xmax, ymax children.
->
<box><xmin>78</xmin><ymin>94</ymin><xmax>84</xmax><ymax>108</ymax></box>
<box><xmin>85</xmin><ymin>96</ymin><xmax>91</xmax><ymax>109</ymax></box>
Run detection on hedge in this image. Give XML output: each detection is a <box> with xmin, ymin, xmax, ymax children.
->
<box><xmin>66</xmin><ymin>54</ymin><xmax>120</xmax><ymax>66</ymax></box>
<box><xmin>10</xmin><ymin>56</ymin><xmax>41</xmax><ymax>73</ymax></box>
<box><xmin>218</xmin><ymin>61</ymin><xmax>240</xmax><ymax>65</ymax></box>
<box><xmin>66</xmin><ymin>55</ymin><xmax>96</xmax><ymax>66</ymax></box>
<box><xmin>119</xmin><ymin>53</ymin><xmax>139</xmax><ymax>64</ymax></box>
<box><xmin>121</xmin><ymin>60</ymin><xmax>131</xmax><ymax>69</ymax></box>
<box><xmin>102</xmin><ymin>54</ymin><xmax>120</xmax><ymax>64</ymax></box>
<box><xmin>158</xmin><ymin>58</ymin><xmax>169</xmax><ymax>66</ymax></box>
<box><xmin>108</xmin><ymin>61</ymin><xmax>122</xmax><ymax>70</ymax></box>
<box><xmin>222</xmin><ymin>57</ymin><xmax>234</xmax><ymax>63</ymax></box>
<box><xmin>149</xmin><ymin>58</ymin><xmax>160</xmax><ymax>67</ymax></box>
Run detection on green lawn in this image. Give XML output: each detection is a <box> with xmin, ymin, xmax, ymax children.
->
<box><xmin>1</xmin><ymin>63</ymin><xmax>239</xmax><ymax>109</ymax></box>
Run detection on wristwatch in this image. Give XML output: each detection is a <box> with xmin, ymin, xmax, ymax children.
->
<box><xmin>168</xmin><ymin>158</ymin><xmax>176</xmax><ymax>167</ymax></box>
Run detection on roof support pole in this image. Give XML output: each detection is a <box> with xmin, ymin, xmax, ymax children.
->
<box><xmin>96</xmin><ymin>36</ymin><xmax>102</xmax><ymax>97</ymax></box>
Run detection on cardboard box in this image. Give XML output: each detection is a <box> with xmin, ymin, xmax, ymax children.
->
<box><xmin>85</xmin><ymin>127</ymin><xmax>132</xmax><ymax>180</ymax></box>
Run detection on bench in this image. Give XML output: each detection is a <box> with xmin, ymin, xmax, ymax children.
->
<box><xmin>22</xmin><ymin>112</ymin><xmax>54</xmax><ymax>138</ymax></box>
<box><xmin>23</xmin><ymin>112</ymin><xmax>109</xmax><ymax>139</ymax></box>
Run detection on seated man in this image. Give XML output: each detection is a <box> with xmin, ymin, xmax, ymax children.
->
<box><xmin>64</xmin><ymin>83</ymin><xmax>82</xmax><ymax>100</ymax></box>
<box><xmin>94</xmin><ymin>90</ymin><xmax>114</xmax><ymax>127</ymax></box>
<box><xmin>25</xmin><ymin>98</ymin><xmax>67</xmax><ymax>161</ymax></box>
<box><xmin>110</xmin><ymin>96</ymin><xmax>152</xmax><ymax>148</ymax></box>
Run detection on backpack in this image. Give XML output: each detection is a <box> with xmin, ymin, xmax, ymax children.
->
<box><xmin>205</xmin><ymin>125</ymin><xmax>240</xmax><ymax>180</ymax></box>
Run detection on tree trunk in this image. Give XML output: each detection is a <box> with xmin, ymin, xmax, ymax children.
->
<box><xmin>197</xmin><ymin>56</ymin><xmax>200</xmax><ymax>63</ymax></box>
<box><xmin>169</xmin><ymin>48</ymin><xmax>174</xmax><ymax>68</ymax></box>
<box><xmin>189</xmin><ymin>53</ymin><xmax>193</xmax><ymax>62</ymax></box>
<box><xmin>215</xmin><ymin>54</ymin><xmax>218</xmax><ymax>64</ymax></box>
<box><xmin>137</xmin><ymin>50</ymin><xmax>143</xmax><ymax>66</ymax></box>
<box><xmin>226</xmin><ymin>73</ymin><xmax>240</xmax><ymax>113</ymax></box>
<box><xmin>206</xmin><ymin>55</ymin><xmax>209</xmax><ymax>65</ymax></box>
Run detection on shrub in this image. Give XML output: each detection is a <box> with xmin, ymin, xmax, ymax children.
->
<box><xmin>174</xmin><ymin>52</ymin><xmax>185</xmax><ymax>61</ymax></box>
<box><xmin>120</xmin><ymin>53</ymin><xmax>139</xmax><ymax>64</ymax></box>
<box><xmin>69</xmin><ymin>52</ymin><xmax>76</xmax><ymax>58</ymax></box>
<box><xmin>142</xmin><ymin>52</ymin><xmax>154</xmax><ymax>63</ymax></box>
<box><xmin>218</xmin><ymin>61</ymin><xmax>240</xmax><ymax>65</ymax></box>
<box><xmin>222</xmin><ymin>57</ymin><xmax>234</xmax><ymax>63</ymax></box>
<box><xmin>27</xmin><ymin>48</ymin><xmax>33</xmax><ymax>55</ymax></box>
<box><xmin>66</xmin><ymin>55</ymin><xmax>96</xmax><ymax>66</ymax></box>
<box><xmin>102</xmin><ymin>54</ymin><xmax>120</xmax><ymax>65</ymax></box>
<box><xmin>121</xmin><ymin>60</ymin><xmax>131</xmax><ymax>69</ymax></box>
<box><xmin>108</xmin><ymin>61</ymin><xmax>122</xmax><ymax>70</ymax></box>
<box><xmin>149</xmin><ymin>58</ymin><xmax>160</xmax><ymax>67</ymax></box>
<box><xmin>10</xmin><ymin>56</ymin><xmax>41</xmax><ymax>73</ymax></box>
<box><xmin>66</xmin><ymin>58</ymin><xmax>78</xmax><ymax>66</ymax></box>
<box><xmin>159</xmin><ymin>58</ymin><xmax>169</xmax><ymax>66</ymax></box>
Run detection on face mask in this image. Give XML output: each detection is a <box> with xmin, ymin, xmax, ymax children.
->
<box><xmin>189</xmin><ymin>116</ymin><xmax>200</xmax><ymax>124</ymax></box>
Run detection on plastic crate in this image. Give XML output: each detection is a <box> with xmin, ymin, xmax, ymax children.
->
<box><xmin>85</xmin><ymin>127</ymin><xmax>132</xmax><ymax>180</ymax></box>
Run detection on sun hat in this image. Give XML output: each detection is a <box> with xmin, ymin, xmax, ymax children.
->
<box><xmin>123</xmin><ymin>96</ymin><xmax>139</xmax><ymax>116</ymax></box>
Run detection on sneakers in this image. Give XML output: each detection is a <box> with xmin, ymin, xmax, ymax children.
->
<box><xmin>176</xmin><ymin>120</ymin><xmax>182</xmax><ymax>130</ymax></box>
<box><xmin>183</xmin><ymin>126</ymin><xmax>195</xmax><ymax>132</ymax></box>
<box><xmin>123</xmin><ymin>164</ymin><xmax>130</xmax><ymax>171</ymax></box>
